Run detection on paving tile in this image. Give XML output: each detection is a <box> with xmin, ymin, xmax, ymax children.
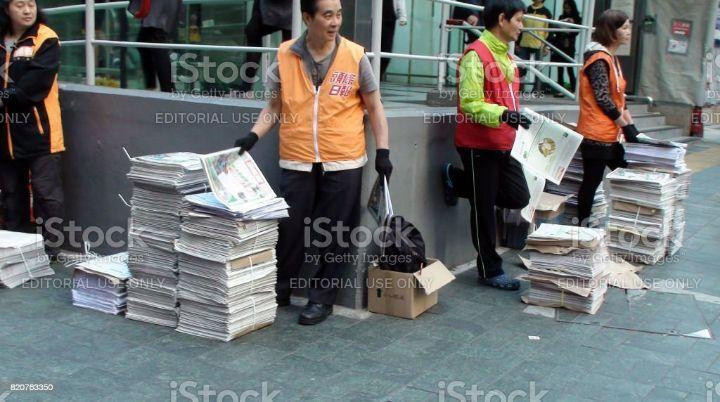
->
<box><xmin>660</xmin><ymin>366</ymin><xmax>720</xmax><ymax>396</ymax></box>
<box><xmin>644</xmin><ymin>387</ymin><xmax>689</xmax><ymax>401</ymax></box>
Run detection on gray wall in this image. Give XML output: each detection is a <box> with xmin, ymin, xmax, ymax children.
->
<box><xmin>58</xmin><ymin>84</ymin><xmax>474</xmax><ymax>309</ymax></box>
<box><xmin>638</xmin><ymin>0</ymin><xmax>719</xmax><ymax>106</ymax></box>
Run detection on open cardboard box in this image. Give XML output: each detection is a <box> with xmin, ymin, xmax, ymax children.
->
<box><xmin>367</xmin><ymin>258</ymin><xmax>455</xmax><ymax>319</ymax></box>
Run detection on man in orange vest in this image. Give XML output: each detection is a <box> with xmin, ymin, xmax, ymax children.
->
<box><xmin>234</xmin><ymin>0</ymin><xmax>392</xmax><ymax>325</ymax></box>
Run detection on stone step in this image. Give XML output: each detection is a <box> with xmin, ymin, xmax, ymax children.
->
<box><xmin>640</xmin><ymin>125</ymin><xmax>687</xmax><ymax>140</ymax></box>
<box><xmin>633</xmin><ymin>112</ymin><xmax>667</xmax><ymax>130</ymax></box>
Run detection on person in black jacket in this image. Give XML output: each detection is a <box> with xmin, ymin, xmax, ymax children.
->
<box><xmin>237</xmin><ymin>0</ymin><xmax>293</xmax><ymax>94</ymax></box>
<box><xmin>549</xmin><ymin>0</ymin><xmax>581</xmax><ymax>94</ymax></box>
<box><xmin>0</xmin><ymin>0</ymin><xmax>65</xmax><ymax>257</ymax></box>
<box><xmin>452</xmin><ymin>0</ymin><xmax>483</xmax><ymax>43</ymax></box>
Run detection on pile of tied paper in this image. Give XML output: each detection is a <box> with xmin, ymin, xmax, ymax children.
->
<box><xmin>606</xmin><ymin>168</ymin><xmax>677</xmax><ymax>264</ymax></box>
<box><xmin>623</xmin><ymin>135</ymin><xmax>690</xmax><ymax>256</ymax></box>
<box><xmin>72</xmin><ymin>252</ymin><xmax>130</xmax><ymax>315</ymax></box>
<box><xmin>126</xmin><ymin>152</ymin><xmax>209</xmax><ymax>327</ymax></box>
<box><xmin>0</xmin><ymin>231</ymin><xmax>54</xmax><ymax>288</ymax></box>
<box><xmin>522</xmin><ymin>224</ymin><xmax>610</xmax><ymax>314</ymax></box>
<box><xmin>174</xmin><ymin>148</ymin><xmax>288</xmax><ymax>341</ymax></box>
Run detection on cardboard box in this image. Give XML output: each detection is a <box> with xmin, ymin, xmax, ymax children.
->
<box><xmin>534</xmin><ymin>192</ymin><xmax>570</xmax><ymax>224</ymax></box>
<box><xmin>367</xmin><ymin>259</ymin><xmax>455</xmax><ymax>319</ymax></box>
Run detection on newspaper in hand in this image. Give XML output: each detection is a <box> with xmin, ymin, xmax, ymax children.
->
<box><xmin>511</xmin><ymin>107</ymin><xmax>583</xmax><ymax>185</ymax></box>
<box><xmin>520</xmin><ymin>167</ymin><xmax>546</xmax><ymax>223</ymax></box>
<box><xmin>200</xmin><ymin>148</ymin><xmax>279</xmax><ymax>214</ymax></box>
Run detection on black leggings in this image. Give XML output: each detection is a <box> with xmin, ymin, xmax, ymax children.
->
<box><xmin>241</xmin><ymin>0</ymin><xmax>292</xmax><ymax>92</ymax></box>
<box><xmin>137</xmin><ymin>27</ymin><xmax>174</xmax><ymax>92</ymax></box>
<box><xmin>577</xmin><ymin>141</ymin><xmax>627</xmax><ymax>227</ymax></box>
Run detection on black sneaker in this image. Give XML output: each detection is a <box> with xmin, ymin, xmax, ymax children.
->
<box><xmin>442</xmin><ymin>162</ymin><xmax>458</xmax><ymax>206</ymax></box>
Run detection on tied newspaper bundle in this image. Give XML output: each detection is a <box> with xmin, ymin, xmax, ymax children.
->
<box><xmin>623</xmin><ymin>135</ymin><xmax>690</xmax><ymax>256</ymax></box>
<box><xmin>606</xmin><ymin>168</ymin><xmax>677</xmax><ymax>264</ymax></box>
<box><xmin>125</xmin><ymin>152</ymin><xmax>209</xmax><ymax>327</ymax></box>
<box><xmin>0</xmin><ymin>231</ymin><xmax>54</xmax><ymax>288</ymax></box>
<box><xmin>544</xmin><ymin>150</ymin><xmax>609</xmax><ymax>227</ymax></box>
<box><xmin>523</xmin><ymin>224</ymin><xmax>610</xmax><ymax>314</ymax></box>
<box><xmin>72</xmin><ymin>253</ymin><xmax>130</xmax><ymax>315</ymax></box>
<box><xmin>174</xmin><ymin>148</ymin><xmax>288</xmax><ymax>341</ymax></box>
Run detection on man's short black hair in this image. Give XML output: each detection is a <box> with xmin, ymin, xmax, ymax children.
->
<box><xmin>301</xmin><ymin>0</ymin><xmax>320</xmax><ymax>16</ymax></box>
<box><xmin>483</xmin><ymin>0</ymin><xmax>526</xmax><ymax>30</ymax></box>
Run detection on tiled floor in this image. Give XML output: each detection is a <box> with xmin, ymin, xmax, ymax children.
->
<box><xmin>1</xmin><ymin>141</ymin><xmax>720</xmax><ymax>401</ymax></box>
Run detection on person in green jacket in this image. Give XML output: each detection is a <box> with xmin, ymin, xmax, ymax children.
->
<box><xmin>443</xmin><ymin>0</ymin><xmax>531</xmax><ymax>291</ymax></box>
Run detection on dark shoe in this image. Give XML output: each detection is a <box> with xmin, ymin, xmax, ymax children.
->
<box><xmin>298</xmin><ymin>303</ymin><xmax>333</xmax><ymax>325</ymax></box>
<box><xmin>441</xmin><ymin>162</ymin><xmax>458</xmax><ymax>207</ymax></box>
<box><xmin>481</xmin><ymin>273</ymin><xmax>521</xmax><ymax>291</ymax></box>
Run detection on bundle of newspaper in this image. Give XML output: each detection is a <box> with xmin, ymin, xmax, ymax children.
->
<box><xmin>176</xmin><ymin>247</ymin><xmax>279</xmax><ymax>341</ymax></box>
<box><xmin>174</xmin><ymin>149</ymin><xmax>288</xmax><ymax>341</ymax></box>
<box><xmin>0</xmin><ymin>231</ymin><xmax>54</xmax><ymax>288</ymax></box>
<box><xmin>606</xmin><ymin>169</ymin><xmax>677</xmax><ymax>264</ymax></box>
<box><xmin>545</xmin><ymin>151</ymin><xmax>608</xmax><ymax>227</ymax></box>
<box><xmin>523</xmin><ymin>224</ymin><xmax>610</xmax><ymax>314</ymax></box>
<box><xmin>126</xmin><ymin>152</ymin><xmax>208</xmax><ymax>327</ymax></box>
<box><xmin>72</xmin><ymin>253</ymin><xmax>130</xmax><ymax>315</ymax></box>
<box><xmin>624</xmin><ymin>137</ymin><xmax>691</xmax><ymax>256</ymax></box>
<box><xmin>175</xmin><ymin>194</ymin><xmax>284</xmax><ymax>341</ymax></box>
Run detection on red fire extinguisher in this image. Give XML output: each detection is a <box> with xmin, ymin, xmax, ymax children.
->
<box><xmin>690</xmin><ymin>106</ymin><xmax>704</xmax><ymax>138</ymax></box>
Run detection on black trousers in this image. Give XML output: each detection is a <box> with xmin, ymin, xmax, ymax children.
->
<box><xmin>0</xmin><ymin>154</ymin><xmax>65</xmax><ymax>253</ymax></box>
<box><xmin>551</xmin><ymin>50</ymin><xmax>577</xmax><ymax>93</ymax></box>
<box><xmin>577</xmin><ymin>141</ymin><xmax>627</xmax><ymax>227</ymax></box>
<box><xmin>380</xmin><ymin>2</ymin><xmax>397</xmax><ymax>79</ymax></box>
<box><xmin>241</xmin><ymin>0</ymin><xmax>291</xmax><ymax>92</ymax></box>
<box><xmin>517</xmin><ymin>46</ymin><xmax>541</xmax><ymax>91</ymax></box>
<box><xmin>276</xmin><ymin>165</ymin><xmax>363</xmax><ymax>305</ymax></box>
<box><xmin>137</xmin><ymin>27</ymin><xmax>174</xmax><ymax>92</ymax></box>
<box><xmin>449</xmin><ymin>148</ymin><xmax>530</xmax><ymax>278</ymax></box>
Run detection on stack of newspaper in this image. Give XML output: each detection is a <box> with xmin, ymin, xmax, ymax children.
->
<box><xmin>175</xmin><ymin>148</ymin><xmax>288</xmax><ymax>341</ymax></box>
<box><xmin>606</xmin><ymin>169</ymin><xmax>677</xmax><ymax>264</ymax></box>
<box><xmin>126</xmin><ymin>152</ymin><xmax>208</xmax><ymax>327</ymax></box>
<box><xmin>545</xmin><ymin>151</ymin><xmax>608</xmax><ymax>227</ymax></box>
<box><xmin>0</xmin><ymin>231</ymin><xmax>54</xmax><ymax>288</ymax></box>
<box><xmin>624</xmin><ymin>137</ymin><xmax>691</xmax><ymax>256</ymax></box>
<box><xmin>524</xmin><ymin>224</ymin><xmax>610</xmax><ymax>314</ymax></box>
<box><xmin>72</xmin><ymin>253</ymin><xmax>130</xmax><ymax>315</ymax></box>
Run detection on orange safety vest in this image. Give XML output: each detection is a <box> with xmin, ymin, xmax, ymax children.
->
<box><xmin>277</xmin><ymin>37</ymin><xmax>366</xmax><ymax>165</ymax></box>
<box><xmin>576</xmin><ymin>50</ymin><xmax>626</xmax><ymax>143</ymax></box>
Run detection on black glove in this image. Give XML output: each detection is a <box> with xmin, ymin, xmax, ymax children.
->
<box><xmin>375</xmin><ymin>149</ymin><xmax>393</xmax><ymax>180</ymax></box>
<box><xmin>234</xmin><ymin>132</ymin><xmax>259</xmax><ymax>155</ymax></box>
<box><xmin>501</xmin><ymin>110</ymin><xmax>532</xmax><ymax>130</ymax></box>
<box><xmin>622</xmin><ymin>124</ymin><xmax>640</xmax><ymax>143</ymax></box>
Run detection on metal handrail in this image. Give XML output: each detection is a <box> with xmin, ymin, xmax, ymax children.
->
<box><xmin>525</xmin><ymin>31</ymin><xmax>575</xmax><ymax>64</ymax></box>
<box><xmin>433</xmin><ymin>0</ymin><xmax>592</xmax><ymax>30</ymax></box>
<box><xmin>46</xmin><ymin>0</ymin><xmax>592</xmax><ymax>98</ymax></box>
<box><xmin>44</xmin><ymin>0</ymin><xmax>237</xmax><ymax>15</ymax></box>
<box><xmin>626</xmin><ymin>95</ymin><xmax>655</xmax><ymax>106</ymax></box>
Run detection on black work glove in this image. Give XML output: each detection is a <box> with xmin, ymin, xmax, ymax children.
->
<box><xmin>622</xmin><ymin>124</ymin><xmax>640</xmax><ymax>143</ymax></box>
<box><xmin>375</xmin><ymin>149</ymin><xmax>393</xmax><ymax>181</ymax></box>
<box><xmin>234</xmin><ymin>132</ymin><xmax>259</xmax><ymax>155</ymax></box>
<box><xmin>501</xmin><ymin>110</ymin><xmax>532</xmax><ymax>130</ymax></box>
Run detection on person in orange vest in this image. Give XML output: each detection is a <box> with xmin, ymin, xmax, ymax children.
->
<box><xmin>0</xmin><ymin>0</ymin><xmax>65</xmax><ymax>259</ymax></box>
<box><xmin>233</xmin><ymin>0</ymin><xmax>392</xmax><ymax>325</ymax></box>
<box><xmin>576</xmin><ymin>9</ymin><xmax>639</xmax><ymax>227</ymax></box>
<box><xmin>441</xmin><ymin>0</ymin><xmax>530</xmax><ymax>291</ymax></box>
